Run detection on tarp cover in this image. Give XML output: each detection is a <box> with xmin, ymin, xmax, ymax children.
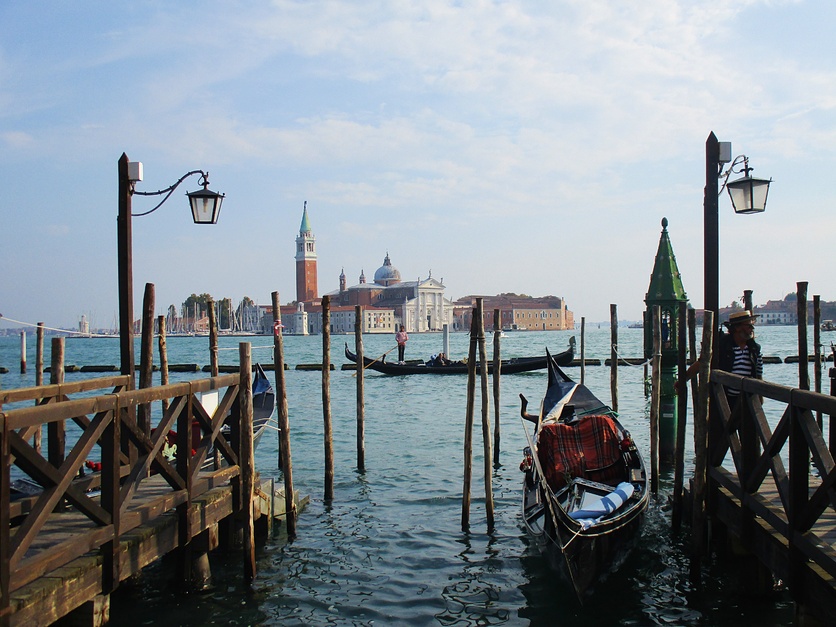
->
<box><xmin>537</xmin><ymin>415</ymin><xmax>624</xmax><ymax>490</ymax></box>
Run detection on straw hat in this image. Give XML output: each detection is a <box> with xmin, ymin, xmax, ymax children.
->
<box><xmin>723</xmin><ymin>310</ymin><xmax>759</xmax><ymax>327</ymax></box>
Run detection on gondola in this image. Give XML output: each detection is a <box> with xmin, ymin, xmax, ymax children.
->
<box><xmin>344</xmin><ymin>337</ymin><xmax>574</xmax><ymax>375</ymax></box>
<box><xmin>518</xmin><ymin>349</ymin><xmax>648</xmax><ymax>601</ymax></box>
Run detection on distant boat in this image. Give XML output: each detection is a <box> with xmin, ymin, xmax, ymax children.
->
<box><xmin>345</xmin><ymin>337</ymin><xmax>575</xmax><ymax>376</ymax></box>
<box><xmin>823</xmin><ymin>320</ymin><xmax>836</xmax><ymax>332</ymax></box>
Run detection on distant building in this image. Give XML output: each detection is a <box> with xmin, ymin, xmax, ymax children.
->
<box><xmin>295</xmin><ymin>202</ymin><xmax>318</xmax><ymax>303</ymax></box>
<box><xmin>453</xmin><ymin>294</ymin><xmax>574</xmax><ymax>331</ymax></box>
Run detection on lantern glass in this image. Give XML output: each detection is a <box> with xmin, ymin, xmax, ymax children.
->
<box><xmin>727</xmin><ymin>175</ymin><xmax>771</xmax><ymax>215</ymax></box>
<box><xmin>187</xmin><ymin>188</ymin><xmax>224</xmax><ymax>224</ymax></box>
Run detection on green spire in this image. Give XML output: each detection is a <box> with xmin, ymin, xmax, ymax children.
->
<box><xmin>645</xmin><ymin>217</ymin><xmax>687</xmax><ymax>305</ymax></box>
<box><xmin>299</xmin><ymin>201</ymin><xmax>312</xmax><ymax>234</ymax></box>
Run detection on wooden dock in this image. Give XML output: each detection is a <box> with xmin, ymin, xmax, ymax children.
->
<box><xmin>0</xmin><ymin>363</ymin><xmax>286</xmax><ymax>626</ymax></box>
<box><xmin>701</xmin><ymin>370</ymin><xmax>836</xmax><ymax>620</ymax></box>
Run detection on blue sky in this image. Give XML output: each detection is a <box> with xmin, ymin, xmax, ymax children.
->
<box><xmin>2</xmin><ymin>0</ymin><xmax>835</xmax><ymax>329</ymax></box>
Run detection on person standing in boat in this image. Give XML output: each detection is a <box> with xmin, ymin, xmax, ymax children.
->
<box><xmin>676</xmin><ymin>310</ymin><xmax>763</xmax><ymax>407</ymax></box>
<box><xmin>396</xmin><ymin>324</ymin><xmax>409</xmax><ymax>364</ymax></box>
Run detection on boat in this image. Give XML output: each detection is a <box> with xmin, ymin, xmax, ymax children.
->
<box><xmin>518</xmin><ymin>349</ymin><xmax>648</xmax><ymax>601</ymax></box>
<box><xmin>822</xmin><ymin>320</ymin><xmax>835</xmax><ymax>332</ymax></box>
<box><xmin>344</xmin><ymin>337</ymin><xmax>575</xmax><ymax>375</ymax></box>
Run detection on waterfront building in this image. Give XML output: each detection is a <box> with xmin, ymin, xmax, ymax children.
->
<box><xmin>453</xmin><ymin>294</ymin><xmax>574</xmax><ymax>331</ymax></box>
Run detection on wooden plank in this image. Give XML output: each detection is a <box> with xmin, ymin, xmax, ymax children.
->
<box><xmin>0</xmin><ymin>377</ymin><xmax>130</xmax><ymax>406</ymax></box>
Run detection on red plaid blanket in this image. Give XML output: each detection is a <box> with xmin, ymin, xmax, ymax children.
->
<box><xmin>537</xmin><ymin>415</ymin><xmax>624</xmax><ymax>490</ymax></box>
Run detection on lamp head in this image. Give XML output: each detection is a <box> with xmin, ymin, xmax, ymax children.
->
<box><xmin>187</xmin><ymin>173</ymin><xmax>225</xmax><ymax>224</ymax></box>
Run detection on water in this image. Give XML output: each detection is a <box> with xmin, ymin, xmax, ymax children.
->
<box><xmin>1</xmin><ymin>326</ymin><xmax>817</xmax><ymax>625</ymax></box>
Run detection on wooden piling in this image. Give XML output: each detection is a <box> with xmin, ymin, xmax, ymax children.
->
<box><xmin>208</xmin><ymin>298</ymin><xmax>219</xmax><ymax>377</ymax></box>
<box><xmin>610</xmin><ymin>304</ymin><xmax>618</xmax><ymax>412</ymax></box>
<box><xmin>650</xmin><ymin>305</ymin><xmax>660</xmax><ymax>494</ymax></box>
<box><xmin>462</xmin><ymin>308</ymin><xmax>478</xmax><ymax>531</ymax></box>
<box><xmin>355</xmin><ymin>305</ymin><xmax>366</xmax><ymax>473</ymax></box>
<box><xmin>240</xmin><ymin>343</ymin><xmax>256</xmax><ymax>583</ymax></box>
<box><xmin>814</xmin><ymin>295</ymin><xmax>823</xmax><ymax>431</ymax></box>
<box><xmin>157</xmin><ymin>315</ymin><xmax>169</xmax><ymax>413</ymax></box>
<box><xmin>138</xmin><ymin>282</ymin><xmax>155</xmax><ymax>437</ymax></box>
<box><xmin>322</xmin><ymin>295</ymin><xmax>334</xmax><ymax>502</ymax></box>
<box><xmin>580</xmin><ymin>316</ymin><xmax>586</xmax><ymax>385</ymax></box>
<box><xmin>691</xmin><ymin>311</ymin><xmax>715</xmax><ymax>581</ymax></box>
<box><xmin>19</xmin><ymin>330</ymin><xmax>26</xmax><ymax>374</ymax></box>
<box><xmin>48</xmin><ymin>337</ymin><xmax>65</xmax><ymax>512</ymax></box>
<box><xmin>492</xmin><ymin>309</ymin><xmax>501</xmax><ymax>467</ymax></box>
<box><xmin>271</xmin><ymin>291</ymin><xmax>296</xmax><ymax>538</ymax></box>
<box><xmin>34</xmin><ymin>322</ymin><xmax>44</xmax><ymax>455</ymax></box>
<box><xmin>672</xmin><ymin>301</ymin><xmax>688</xmax><ymax>530</ymax></box>
<box><xmin>797</xmin><ymin>282</ymin><xmax>809</xmax><ymax>391</ymax></box>
<box><xmin>476</xmin><ymin>300</ymin><xmax>494</xmax><ymax>532</ymax></box>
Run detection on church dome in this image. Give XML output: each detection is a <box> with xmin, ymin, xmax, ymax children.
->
<box><xmin>373</xmin><ymin>253</ymin><xmax>401</xmax><ymax>286</ymax></box>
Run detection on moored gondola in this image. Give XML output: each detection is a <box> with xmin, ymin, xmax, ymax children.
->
<box><xmin>345</xmin><ymin>337</ymin><xmax>574</xmax><ymax>375</ymax></box>
<box><xmin>519</xmin><ymin>349</ymin><xmax>648</xmax><ymax>601</ymax></box>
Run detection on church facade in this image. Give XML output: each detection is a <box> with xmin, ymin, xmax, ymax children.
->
<box><xmin>273</xmin><ymin>206</ymin><xmax>454</xmax><ymax>335</ymax></box>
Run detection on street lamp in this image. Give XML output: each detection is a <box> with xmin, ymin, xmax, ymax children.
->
<box><xmin>118</xmin><ymin>153</ymin><xmax>225</xmax><ymax>382</ymax></box>
<box><xmin>703</xmin><ymin>132</ymin><xmax>772</xmax><ymax>352</ymax></box>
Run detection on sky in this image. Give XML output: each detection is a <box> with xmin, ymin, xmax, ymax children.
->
<box><xmin>2</xmin><ymin>0</ymin><xmax>835</xmax><ymax>330</ymax></box>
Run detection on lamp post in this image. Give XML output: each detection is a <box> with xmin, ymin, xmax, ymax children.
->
<box><xmin>703</xmin><ymin>132</ymin><xmax>771</xmax><ymax>363</ymax></box>
<box><xmin>117</xmin><ymin>153</ymin><xmax>224</xmax><ymax>383</ymax></box>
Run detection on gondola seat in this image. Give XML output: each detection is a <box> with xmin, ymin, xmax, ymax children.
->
<box><xmin>537</xmin><ymin>415</ymin><xmax>625</xmax><ymax>491</ymax></box>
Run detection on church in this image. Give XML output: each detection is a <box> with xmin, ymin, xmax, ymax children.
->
<box><xmin>275</xmin><ymin>204</ymin><xmax>455</xmax><ymax>335</ymax></box>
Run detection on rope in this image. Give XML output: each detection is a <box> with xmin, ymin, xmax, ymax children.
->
<box><xmin>610</xmin><ymin>343</ymin><xmax>651</xmax><ymax>367</ymax></box>
<box><xmin>0</xmin><ymin>315</ymin><xmax>115</xmax><ymax>338</ymax></box>
<box><xmin>218</xmin><ymin>345</ymin><xmax>274</xmax><ymax>351</ymax></box>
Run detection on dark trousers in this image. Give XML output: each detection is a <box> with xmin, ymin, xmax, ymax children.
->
<box><xmin>398</xmin><ymin>345</ymin><xmax>405</xmax><ymax>361</ymax></box>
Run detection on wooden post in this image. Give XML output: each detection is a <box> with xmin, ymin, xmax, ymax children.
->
<box><xmin>691</xmin><ymin>311</ymin><xmax>715</xmax><ymax>581</ymax></box>
<box><xmin>650</xmin><ymin>305</ymin><xmax>660</xmax><ymax>494</ymax></box>
<box><xmin>688</xmin><ymin>309</ymin><xmax>698</xmax><ymax>414</ymax></box>
<box><xmin>580</xmin><ymin>316</ymin><xmax>586</xmax><ymax>385</ymax></box>
<box><xmin>462</xmin><ymin>307</ymin><xmax>478</xmax><ymax>531</ymax></box>
<box><xmin>492</xmin><ymin>308</ymin><xmax>501</xmax><ymax>467</ymax></box>
<box><xmin>797</xmin><ymin>281</ymin><xmax>809</xmax><ymax>391</ymax></box>
<box><xmin>176</xmin><ymin>380</ymin><xmax>194</xmax><ymax>588</ymax></box>
<box><xmin>138</xmin><ymin>282</ymin><xmax>155</xmax><ymax>437</ymax></box>
<box><xmin>208</xmin><ymin>298</ymin><xmax>219</xmax><ymax>377</ymax></box>
<box><xmin>355</xmin><ymin>305</ymin><xmax>366</xmax><ymax>473</ymax></box>
<box><xmin>610</xmin><ymin>304</ymin><xmax>618</xmax><ymax>412</ymax></box>
<box><xmin>239</xmin><ymin>343</ymin><xmax>256</xmax><ymax>583</ymax></box>
<box><xmin>672</xmin><ymin>301</ymin><xmax>688</xmax><ymax>530</ymax></box>
<box><xmin>743</xmin><ymin>289</ymin><xmax>754</xmax><ymax>315</ymax></box>
<box><xmin>814</xmin><ymin>295</ymin><xmax>823</xmax><ymax>431</ymax></box>
<box><xmin>322</xmin><ymin>295</ymin><xmax>334</xmax><ymax>502</ymax></box>
<box><xmin>476</xmin><ymin>299</ymin><xmax>495</xmax><ymax>532</ymax></box>
<box><xmin>19</xmin><ymin>330</ymin><xmax>26</xmax><ymax>374</ymax></box>
<box><xmin>157</xmin><ymin>315</ymin><xmax>169</xmax><ymax>413</ymax></box>
<box><xmin>34</xmin><ymin>322</ymin><xmax>44</xmax><ymax>455</ymax></box>
<box><xmin>101</xmin><ymin>388</ymin><xmax>121</xmax><ymax>594</ymax></box>
<box><xmin>1</xmin><ymin>379</ymin><xmax>10</xmax><ymax>623</ymax></box>
<box><xmin>48</xmin><ymin>337</ymin><xmax>66</xmax><ymax>512</ymax></box>
<box><xmin>271</xmin><ymin>292</ymin><xmax>296</xmax><ymax>537</ymax></box>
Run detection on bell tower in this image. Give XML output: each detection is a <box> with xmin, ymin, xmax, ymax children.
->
<box><xmin>295</xmin><ymin>201</ymin><xmax>318</xmax><ymax>302</ymax></box>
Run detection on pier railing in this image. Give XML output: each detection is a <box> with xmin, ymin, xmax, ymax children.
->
<box><xmin>0</xmin><ymin>371</ymin><xmax>250</xmax><ymax>622</ymax></box>
<box><xmin>707</xmin><ymin>370</ymin><xmax>836</xmax><ymax>612</ymax></box>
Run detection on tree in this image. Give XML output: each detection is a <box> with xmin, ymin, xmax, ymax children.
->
<box><xmin>183</xmin><ymin>294</ymin><xmax>212</xmax><ymax>322</ymax></box>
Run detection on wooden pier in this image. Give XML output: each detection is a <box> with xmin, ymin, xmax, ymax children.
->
<box><xmin>702</xmin><ymin>369</ymin><xmax>836</xmax><ymax>621</ymax></box>
<box><xmin>0</xmin><ymin>364</ymin><xmax>278</xmax><ymax>626</ymax></box>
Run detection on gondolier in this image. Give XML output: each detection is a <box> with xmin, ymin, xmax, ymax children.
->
<box><xmin>395</xmin><ymin>325</ymin><xmax>408</xmax><ymax>364</ymax></box>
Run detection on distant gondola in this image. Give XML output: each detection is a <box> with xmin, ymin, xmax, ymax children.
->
<box><xmin>518</xmin><ymin>349</ymin><xmax>648</xmax><ymax>601</ymax></box>
<box><xmin>344</xmin><ymin>337</ymin><xmax>574</xmax><ymax>375</ymax></box>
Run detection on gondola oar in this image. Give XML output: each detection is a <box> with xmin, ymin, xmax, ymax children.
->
<box><xmin>353</xmin><ymin>345</ymin><xmax>398</xmax><ymax>376</ymax></box>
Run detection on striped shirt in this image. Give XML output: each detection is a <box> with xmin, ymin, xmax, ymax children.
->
<box><xmin>727</xmin><ymin>345</ymin><xmax>763</xmax><ymax>397</ymax></box>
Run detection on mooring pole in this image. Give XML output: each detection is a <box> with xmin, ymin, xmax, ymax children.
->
<box><xmin>580</xmin><ymin>316</ymin><xmax>586</xmax><ymax>385</ymax></box>
<box><xmin>157</xmin><ymin>315</ymin><xmax>169</xmax><ymax>413</ymax></box>
<box><xmin>691</xmin><ymin>312</ymin><xmax>714</xmax><ymax>582</ymax></box>
<box><xmin>476</xmin><ymin>299</ymin><xmax>494</xmax><ymax>532</ymax></box>
<box><xmin>610</xmin><ymin>304</ymin><xmax>618</xmax><ymax>412</ymax></box>
<box><xmin>492</xmin><ymin>308</ymin><xmax>501</xmax><ymax>467</ymax></box>
<box><xmin>355</xmin><ymin>305</ymin><xmax>366</xmax><ymax>473</ymax></box>
<box><xmin>797</xmin><ymin>282</ymin><xmax>809</xmax><ymax>391</ymax></box>
<box><xmin>650</xmin><ymin>306</ymin><xmax>660</xmax><ymax>494</ymax></box>
<box><xmin>19</xmin><ymin>330</ymin><xmax>26</xmax><ymax>374</ymax></box>
<box><xmin>462</xmin><ymin>308</ymin><xmax>478</xmax><ymax>531</ymax></box>
<box><xmin>271</xmin><ymin>291</ymin><xmax>296</xmax><ymax>538</ymax></box>
<box><xmin>322</xmin><ymin>295</ymin><xmax>334</xmax><ymax>502</ymax></box>
<box><xmin>239</xmin><ymin>343</ymin><xmax>256</xmax><ymax>583</ymax></box>
<box><xmin>672</xmin><ymin>301</ymin><xmax>688</xmax><ymax>530</ymax></box>
<box><xmin>138</xmin><ymin>282</ymin><xmax>155</xmax><ymax>437</ymax></box>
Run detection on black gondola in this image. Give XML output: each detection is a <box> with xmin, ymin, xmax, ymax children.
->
<box><xmin>519</xmin><ymin>349</ymin><xmax>648</xmax><ymax>601</ymax></box>
<box><xmin>345</xmin><ymin>337</ymin><xmax>574</xmax><ymax>375</ymax></box>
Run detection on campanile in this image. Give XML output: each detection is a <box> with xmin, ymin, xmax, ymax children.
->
<box><xmin>295</xmin><ymin>201</ymin><xmax>318</xmax><ymax>302</ymax></box>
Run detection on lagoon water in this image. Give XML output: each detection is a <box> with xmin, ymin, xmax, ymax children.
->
<box><xmin>0</xmin><ymin>325</ymin><xmax>816</xmax><ymax>625</ymax></box>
